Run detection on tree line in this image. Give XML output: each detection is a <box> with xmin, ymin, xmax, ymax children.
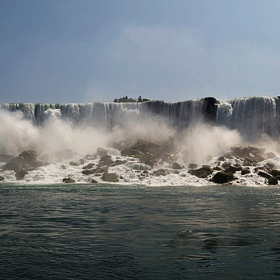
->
<box><xmin>113</xmin><ymin>96</ymin><xmax>150</xmax><ymax>103</ymax></box>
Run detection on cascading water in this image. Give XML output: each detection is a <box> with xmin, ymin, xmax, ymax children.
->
<box><xmin>1</xmin><ymin>96</ymin><xmax>280</xmax><ymax>141</ymax></box>
<box><xmin>216</xmin><ymin>96</ymin><xmax>280</xmax><ymax>141</ymax></box>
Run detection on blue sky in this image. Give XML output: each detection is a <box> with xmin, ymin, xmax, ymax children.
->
<box><xmin>1</xmin><ymin>1</ymin><xmax>280</xmax><ymax>103</ymax></box>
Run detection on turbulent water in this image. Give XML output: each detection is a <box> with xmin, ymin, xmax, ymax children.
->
<box><xmin>1</xmin><ymin>96</ymin><xmax>280</xmax><ymax>186</ymax></box>
<box><xmin>1</xmin><ymin>183</ymin><xmax>280</xmax><ymax>280</ymax></box>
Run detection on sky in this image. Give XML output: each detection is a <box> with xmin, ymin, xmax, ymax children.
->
<box><xmin>1</xmin><ymin>1</ymin><xmax>280</xmax><ymax>103</ymax></box>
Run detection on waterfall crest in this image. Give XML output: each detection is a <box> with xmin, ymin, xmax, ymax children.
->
<box><xmin>1</xmin><ymin>96</ymin><xmax>280</xmax><ymax>141</ymax></box>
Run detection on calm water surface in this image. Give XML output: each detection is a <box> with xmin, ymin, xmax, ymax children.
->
<box><xmin>1</xmin><ymin>184</ymin><xmax>280</xmax><ymax>279</ymax></box>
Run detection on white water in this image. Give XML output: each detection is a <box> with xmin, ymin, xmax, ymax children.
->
<box><xmin>1</xmin><ymin>96</ymin><xmax>280</xmax><ymax>186</ymax></box>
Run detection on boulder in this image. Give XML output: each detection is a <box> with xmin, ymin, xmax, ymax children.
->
<box><xmin>153</xmin><ymin>169</ymin><xmax>167</xmax><ymax>176</ymax></box>
<box><xmin>10</xmin><ymin>156</ymin><xmax>25</xmax><ymax>164</ymax></box>
<box><xmin>69</xmin><ymin>161</ymin><xmax>80</xmax><ymax>166</ymax></box>
<box><xmin>96</xmin><ymin>147</ymin><xmax>107</xmax><ymax>158</ymax></box>
<box><xmin>62</xmin><ymin>177</ymin><xmax>76</xmax><ymax>183</ymax></box>
<box><xmin>101</xmin><ymin>172</ymin><xmax>119</xmax><ymax>182</ymax></box>
<box><xmin>19</xmin><ymin>150</ymin><xmax>38</xmax><ymax>162</ymax></box>
<box><xmin>83</xmin><ymin>163</ymin><xmax>95</xmax><ymax>169</ymax></box>
<box><xmin>0</xmin><ymin>154</ymin><xmax>13</xmax><ymax>162</ymax></box>
<box><xmin>172</xmin><ymin>162</ymin><xmax>183</xmax><ymax>170</ymax></box>
<box><xmin>241</xmin><ymin>167</ymin><xmax>251</xmax><ymax>175</ymax></box>
<box><xmin>188</xmin><ymin>166</ymin><xmax>213</xmax><ymax>178</ymax></box>
<box><xmin>268</xmin><ymin>176</ymin><xmax>278</xmax><ymax>185</ymax></box>
<box><xmin>15</xmin><ymin>169</ymin><xmax>28</xmax><ymax>180</ymax></box>
<box><xmin>224</xmin><ymin>164</ymin><xmax>242</xmax><ymax>174</ymax></box>
<box><xmin>99</xmin><ymin>155</ymin><xmax>114</xmax><ymax>167</ymax></box>
<box><xmin>270</xmin><ymin>170</ymin><xmax>280</xmax><ymax>180</ymax></box>
<box><xmin>257</xmin><ymin>170</ymin><xmax>271</xmax><ymax>179</ymax></box>
<box><xmin>91</xmin><ymin>178</ymin><xmax>98</xmax><ymax>183</ymax></box>
<box><xmin>212</xmin><ymin>172</ymin><xmax>235</xmax><ymax>184</ymax></box>
<box><xmin>0</xmin><ymin>176</ymin><xmax>4</xmax><ymax>181</ymax></box>
<box><xmin>82</xmin><ymin>169</ymin><xmax>94</xmax><ymax>175</ymax></box>
<box><xmin>113</xmin><ymin>159</ymin><xmax>127</xmax><ymax>166</ymax></box>
<box><xmin>2</xmin><ymin>162</ymin><xmax>22</xmax><ymax>172</ymax></box>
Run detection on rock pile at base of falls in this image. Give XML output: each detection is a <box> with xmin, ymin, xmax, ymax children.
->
<box><xmin>0</xmin><ymin>140</ymin><xmax>279</xmax><ymax>186</ymax></box>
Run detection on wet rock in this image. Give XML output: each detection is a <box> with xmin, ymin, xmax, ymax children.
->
<box><xmin>270</xmin><ymin>170</ymin><xmax>280</xmax><ymax>180</ymax></box>
<box><xmin>218</xmin><ymin>156</ymin><xmax>225</xmax><ymax>161</ymax></box>
<box><xmin>10</xmin><ymin>156</ymin><xmax>25</xmax><ymax>164</ymax></box>
<box><xmin>69</xmin><ymin>161</ymin><xmax>80</xmax><ymax>166</ymax></box>
<box><xmin>79</xmin><ymin>159</ymin><xmax>85</xmax><ymax>165</ymax></box>
<box><xmin>83</xmin><ymin>163</ymin><xmax>95</xmax><ymax>169</ymax></box>
<box><xmin>92</xmin><ymin>167</ymin><xmax>108</xmax><ymax>174</ymax></box>
<box><xmin>61</xmin><ymin>165</ymin><xmax>67</xmax><ymax>170</ymax></box>
<box><xmin>0</xmin><ymin>154</ymin><xmax>13</xmax><ymax>162</ymax></box>
<box><xmin>268</xmin><ymin>176</ymin><xmax>278</xmax><ymax>185</ymax></box>
<box><xmin>120</xmin><ymin>139</ymin><xmax>175</xmax><ymax>164</ymax></box>
<box><xmin>82</xmin><ymin>169</ymin><xmax>94</xmax><ymax>175</ymax></box>
<box><xmin>19</xmin><ymin>150</ymin><xmax>38</xmax><ymax>162</ymax></box>
<box><xmin>241</xmin><ymin>167</ymin><xmax>251</xmax><ymax>175</ymax></box>
<box><xmin>99</xmin><ymin>155</ymin><xmax>114</xmax><ymax>167</ymax></box>
<box><xmin>96</xmin><ymin>147</ymin><xmax>107</xmax><ymax>158</ymax></box>
<box><xmin>126</xmin><ymin>162</ymin><xmax>151</xmax><ymax>171</ymax></box>
<box><xmin>15</xmin><ymin>169</ymin><xmax>28</xmax><ymax>180</ymax></box>
<box><xmin>172</xmin><ymin>162</ymin><xmax>183</xmax><ymax>170</ymax></box>
<box><xmin>2</xmin><ymin>162</ymin><xmax>22</xmax><ymax>172</ymax></box>
<box><xmin>230</xmin><ymin>145</ymin><xmax>265</xmax><ymax>159</ymax></box>
<box><xmin>153</xmin><ymin>169</ymin><xmax>167</xmax><ymax>176</ymax></box>
<box><xmin>222</xmin><ymin>162</ymin><xmax>231</xmax><ymax>169</ymax></box>
<box><xmin>188</xmin><ymin>166</ymin><xmax>213</xmax><ymax>178</ymax></box>
<box><xmin>212</xmin><ymin>172</ymin><xmax>235</xmax><ymax>184</ymax></box>
<box><xmin>257</xmin><ymin>170</ymin><xmax>271</xmax><ymax>179</ymax></box>
<box><xmin>224</xmin><ymin>164</ymin><xmax>242</xmax><ymax>174</ymax></box>
<box><xmin>101</xmin><ymin>172</ymin><xmax>119</xmax><ymax>182</ymax></box>
<box><xmin>0</xmin><ymin>176</ymin><xmax>4</xmax><ymax>181</ymax></box>
<box><xmin>63</xmin><ymin>177</ymin><xmax>76</xmax><ymax>183</ymax></box>
<box><xmin>266</xmin><ymin>162</ymin><xmax>275</xmax><ymax>170</ymax></box>
<box><xmin>91</xmin><ymin>178</ymin><xmax>98</xmax><ymax>183</ymax></box>
<box><xmin>113</xmin><ymin>159</ymin><xmax>127</xmax><ymax>166</ymax></box>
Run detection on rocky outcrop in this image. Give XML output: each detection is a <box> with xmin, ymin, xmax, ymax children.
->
<box><xmin>119</xmin><ymin>139</ymin><xmax>175</xmax><ymax>165</ymax></box>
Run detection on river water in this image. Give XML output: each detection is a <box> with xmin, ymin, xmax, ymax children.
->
<box><xmin>1</xmin><ymin>183</ymin><xmax>280</xmax><ymax>279</ymax></box>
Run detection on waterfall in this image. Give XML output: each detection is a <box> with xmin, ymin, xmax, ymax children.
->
<box><xmin>216</xmin><ymin>96</ymin><xmax>279</xmax><ymax>140</ymax></box>
<box><xmin>1</xmin><ymin>96</ymin><xmax>280</xmax><ymax>141</ymax></box>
